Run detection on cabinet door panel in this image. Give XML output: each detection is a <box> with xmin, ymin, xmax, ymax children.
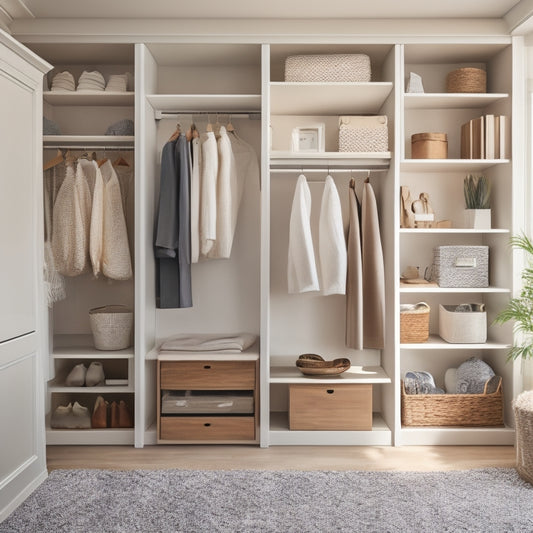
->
<box><xmin>0</xmin><ymin>68</ymin><xmax>35</xmax><ymax>342</ymax></box>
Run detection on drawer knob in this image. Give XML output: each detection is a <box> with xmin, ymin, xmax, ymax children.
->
<box><xmin>327</xmin><ymin>389</ymin><xmax>334</xmax><ymax>394</ymax></box>
<box><xmin>203</xmin><ymin>365</ymin><xmax>211</xmax><ymax>369</ymax></box>
<box><xmin>204</xmin><ymin>423</ymin><xmax>211</xmax><ymax>427</ymax></box>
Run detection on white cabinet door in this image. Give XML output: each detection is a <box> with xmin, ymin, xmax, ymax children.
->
<box><xmin>0</xmin><ymin>30</ymin><xmax>51</xmax><ymax>522</ymax></box>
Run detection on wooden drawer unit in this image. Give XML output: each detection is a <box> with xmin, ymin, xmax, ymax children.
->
<box><xmin>160</xmin><ymin>416</ymin><xmax>255</xmax><ymax>441</ymax></box>
<box><xmin>160</xmin><ymin>360</ymin><xmax>255</xmax><ymax>390</ymax></box>
<box><xmin>289</xmin><ymin>384</ymin><xmax>372</xmax><ymax>431</ymax></box>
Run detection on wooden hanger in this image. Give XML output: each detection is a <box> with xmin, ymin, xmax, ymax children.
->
<box><xmin>113</xmin><ymin>156</ymin><xmax>130</xmax><ymax>167</ymax></box>
<box><xmin>169</xmin><ymin>122</ymin><xmax>181</xmax><ymax>142</ymax></box>
<box><xmin>206</xmin><ymin>114</ymin><xmax>213</xmax><ymax>133</ymax></box>
<box><xmin>64</xmin><ymin>150</ymin><xmax>77</xmax><ymax>166</ymax></box>
<box><xmin>97</xmin><ymin>157</ymin><xmax>108</xmax><ymax>168</ymax></box>
<box><xmin>43</xmin><ymin>149</ymin><xmax>64</xmax><ymax>171</ymax></box>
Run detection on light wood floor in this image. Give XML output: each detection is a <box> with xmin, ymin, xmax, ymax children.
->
<box><xmin>47</xmin><ymin>445</ymin><xmax>516</xmax><ymax>472</ymax></box>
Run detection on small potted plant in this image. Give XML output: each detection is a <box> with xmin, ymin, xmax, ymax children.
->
<box><xmin>463</xmin><ymin>174</ymin><xmax>491</xmax><ymax>229</ymax></box>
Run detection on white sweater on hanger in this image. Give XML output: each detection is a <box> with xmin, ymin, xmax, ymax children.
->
<box><xmin>319</xmin><ymin>175</ymin><xmax>347</xmax><ymax>295</ymax></box>
<box><xmin>288</xmin><ymin>174</ymin><xmax>319</xmax><ymax>293</ymax></box>
<box><xmin>199</xmin><ymin>131</ymin><xmax>218</xmax><ymax>256</ymax></box>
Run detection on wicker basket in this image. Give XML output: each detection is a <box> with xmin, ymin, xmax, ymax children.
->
<box><xmin>89</xmin><ymin>305</ymin><xmax>133</xmax><ymax>351</ymax></box>
<box><xmin>514</xmin><ymin>391</ymin><xmax>533</xmax><ymax>485</ymax></box>
<box><xmin>400</xmin><ymin>302</ymin><xmax>430</xmax><ymax>343</ymax></box>
<box><xmin>446</xmin><ymin>67</ymin><xmax>486</xmax><ymax>93</ymax></box>
<box><xmin>401</xmin><ymin>380</ymin><xmax>503</xmax><ymax>427</ymax></box>
<box><xmin>284</xmin><ymin>54</ymin><xmax>371</xmax><ymax>82</ymax></box>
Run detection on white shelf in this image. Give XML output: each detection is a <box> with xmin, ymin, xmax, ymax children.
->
<box><xmin>400</xmin><ymin>334</ymin><xmax>511</xmax><ymax>350</ymax></box>
<box><xmin>46</xmin><ymin>423</ymin><xmax>135</xmax><ymax>446</ymax></box>
<box><xmin>398</xmin><ymin>426</ymin><xmax>514</xmax><ymax>446</ymax></box>
<box><xmin>146</xmin><ymin>94</ymin><xmax>261</xmax><ymax>114</ymax></box>
<box><xmin>268</xmin><ymin>412</ymin><xmax>392</xmax><ymax>446</ymax></box>
<box><xmin>404</xmin><ymin>93</ymin><xmax>508</xmax><ymax>110</ymax></box>
<box><xmin>270</xmin><ymin>82</ymin><xmax>393</xmax><ymax>115</ymax></box>
<box><xmin>43</xmin><ymin>135</ymin><xmax>134</xmax><ymax>147</ymax></box>
<box><xmin>270</xmin><ymin>365</ymin><xmax>390</xmax><ymax>384</ymax></box>
<box><xmin>52</xmin><ymin>334</ymin><xmax>134</xmax><ymax>359</ymax></box>
<box><xmin>400</xmin><ymin>228</ymin><xmax>509</xmax><ymax>234</ymax></box>
<box><xmin>401</xmin><ymin>159</ymin><xmax>510</xmax><ymax>172</ymax></box>
<box><xmin>44</xmin><ymin>91</ymin><xmax>134</xmax><ymax>106</ymax></box>
<box><xmin>270</xmin><ymin>151</ymin><xmax>391</xmax><ymax>170</ymax></box>
<box><xmin>400</xmin><ymin>285</ymin><xmax>510</xmax><ymax>294</ymax></box>
<box><xmin>48</xmin><ymin>381</ymin><xmax>133</xmax><ymax>393</ymax></box>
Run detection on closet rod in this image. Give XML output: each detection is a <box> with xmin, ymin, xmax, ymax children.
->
<box><xmin>155</xmin><ymin>110</ymin><xmax>260</xmax><ymax>120</ymax></box>
<box><xmin>43</xmin><ymin>145</ymin><xmax>134</xmax><ymax>151</ymax></box>
<box><xmin>269</xmin><ymin>168</ymin><xmax>388</xmax><ymax>173</ymax></box>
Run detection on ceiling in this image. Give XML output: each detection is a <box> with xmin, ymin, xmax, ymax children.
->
<box><xmin>3</xmin><ymin>0</ymin><xmax>526</xmax><ymax>21</ymax></box>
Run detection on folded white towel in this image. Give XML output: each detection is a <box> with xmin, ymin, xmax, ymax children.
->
<box><xmin>288</xmin><ymin>174</ymin><xmax>319</xmax><ymax>293</ymax></box>
<box><xmin>319</xmin><ymin>175</ymin><xmax>347</xmax><ymax>295</ymax></box>
<box><xmin>159</xmin><ymin>333</ymin><xmax>257</xmax><ymax>353</ymax></box>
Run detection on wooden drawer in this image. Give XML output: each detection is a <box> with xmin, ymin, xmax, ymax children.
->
<box><xmin>160</xmin><ymin>416</ymin><xmax>255</xmax><ymax>441</ymax></box>
<box><xmin>289</xmin><ymin>384</ymin><xmax>372</xmax><ymax>430</ymax></box>
<box><xmin>160</xmin><ymin>361</ymin><xmax>255</xmax><ymax>390</ymax></box>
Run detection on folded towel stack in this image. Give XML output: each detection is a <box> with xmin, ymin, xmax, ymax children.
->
<box><xmin>105</xmin><ymin>119</ymin><xmax>134</xmax><ymax>136</ymax></box>
<box><xmin>51</xmin><ymin>71</ymin><xmax>75</xmax><ymax>91</ymax></box>
<box><xmin>105</xmin><ymin>73</ymin><xmax>129</xmax><ymax>92</ymax></box>
<box><xmin>77</xmin><ymin>70</ymin><xmax>106</xmax><ymax>91</ymax></box>
<box><xmin>159</xmin><ymin>333</ymin><xmax>258</xmax><ymax>354</ymax></box>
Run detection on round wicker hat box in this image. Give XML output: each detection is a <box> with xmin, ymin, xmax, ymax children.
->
<box><xmin>514</xmin><ymin>390</ymin><xmax>533</xmax><ymax>485</ymax></box>
<box><xmin>411</xmin><ymin>133</ymin><xmax>448</xmax><ymax>159</ymax></box>
<box><xmin>446</xmin><ymin>67</ymin><xmax>486</xmax><ymax>93</ymax></box>
<box><xmin>89</xmin><ymin>305</ymin><xmax>133</xmax><ymax>350</ymax></box>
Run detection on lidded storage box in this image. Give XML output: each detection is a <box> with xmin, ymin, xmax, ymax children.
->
<box><xmin>432</xmin><ymin>245</ymin><xmax>489</xmax><ymax>288</ymax></box>
<box><xmin>411</xmin><ymin>132</ymin><xmax>448</xmax><ymax>159</ymax></box>
<box><xmin>446</xmin><ymin>67</ymin><xmax>486</xmax><ymax>93</ymax></box>
<box><xmin>284</xmin><ymin>54</ymin><xmax>371</xmax><ymax>82</ymax></box>
<box><xmin>338</xmin><ymin>115</ymin><xmax>388</xmax><ymax>152</ymax></box>
<box><xmin>438</xmin><ymin>304</ymin><xmax>487</xmax><ymax>343</ymax></box>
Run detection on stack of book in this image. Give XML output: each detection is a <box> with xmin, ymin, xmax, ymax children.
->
<box><xmin>460</xmin><ymin>114</ymin><xmax>510</xmax><ymax>159</ymax></box>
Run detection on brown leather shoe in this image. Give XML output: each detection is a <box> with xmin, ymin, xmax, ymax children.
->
<box><xmin>110</xmin><ymin>401</ymin><xmax>119</xmax><ymax>428</ymax></box>
<box><xmin>91</xmin><ymin>395</ymin><xmax>108</xmax><ymax>428</ymax></box>
<box><xmin>118</xmin><ymin>400</ymin><xmax>133</xmax><ymax>428</ymax></box>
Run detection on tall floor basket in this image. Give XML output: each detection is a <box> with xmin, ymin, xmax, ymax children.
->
<box><xmin>514</xmin><ymin>390</ymin><xmax>533</xmax><ymax>485</ymax></box>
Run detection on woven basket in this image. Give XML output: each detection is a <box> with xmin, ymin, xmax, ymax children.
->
<box><xmin>284</xmin><ymin>54</ymin><xmax>371</xmax><ymax>82</ymax></box>
<box><xmin>446</xmin><ymin>67</ymin><xmax>486</xmax><ymax>93</ymax></box>
<box><xmin>514</xmin><ymin>391</ymin><xmax>533</xmax><ymax>485</ymax></box>
<box><xmin>401</xmin><ymin>380</ymin><xmax>503</xmax><ymax>427</ymax></box>
<box><xmin>400</xmin><ymin>302</ymin><xmax>430</xmax><ymax>343</ymax></box>
<box><xmin>89</xmin><ymin>305</ymin><xmax>133</xmax><ymax>351</ymax></box>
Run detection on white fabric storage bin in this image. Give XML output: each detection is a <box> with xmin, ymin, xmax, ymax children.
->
<box><xmin>284</xmin><ymin>54</ymin><xmax>371</xmax><ymax>82</ymax></box>
<box><xmin>438</xmin><ymin>304</ymin><xmax>487</xmax><ymax>343</ymax></box>
<box><xmin>338</xmin><ymin>115</ymin><xmax>388</xmax><ymax>152</ymax></box>
<box><xmin>89</xmin><ymin>305</ymin><xmax>133</xmax><ymax>350</ymax></box>
<box><xmin>432</xmin><ymin>245</ymin><xmax>489</xmax><ymax>288</ymax></box>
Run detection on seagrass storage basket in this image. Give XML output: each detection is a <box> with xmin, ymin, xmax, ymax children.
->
<box><xmin>401</xmin><ymin>380</ymin><xmax>503</xmax><ymax>427</ymax></box>
<box><xmin>89</xmin><ymin>305</ymin><xmax>133</xmax><ymax>350</ymax></box>
<box><xmin>446</xmin><ymin>67</ymin><xmax>486</xmax><ymax>93</ymax></box>
<box><xmin>338</xmin><ymin>115</ymin><xmax>388</xmax><ymax>152</ymax></box>
<box><xmin>400</xmin><ymin>302</ymin><xmax>430</xmax><ymax>343</ymax></box>
<box><xmin>514</xmin><ymin>391</ymin><xmax>533</xmax><ymax>485</ymax></box>
<box><xmin>284</xmin><ymin>54</ymin><xmax>371</xmax><ymax>82</ymax></box>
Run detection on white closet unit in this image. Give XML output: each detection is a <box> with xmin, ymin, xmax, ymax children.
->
<box><xmin>136</xmin><ymin>43</ymin><xmax>262</xmax><ymax>446</ymax></box>
<box><xmin>27</xmin><ymin>43</ymin><xmax>136</xmax><ymax>445</ymax></box>
<box><xmin>261</xmin><ymin>43</ymin><xmax>398</xmax><ymax>446</ymax></box>
<box><xmin>397</xmin><ymin>38</ymin><xmax>524</xmax><ymax>445</ymax></box>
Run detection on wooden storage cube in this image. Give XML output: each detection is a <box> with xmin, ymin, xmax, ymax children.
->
<box><xmin>401</xmin><ymin>381</ymin><xmax>503</xmax><ymax>427</ymax></box>
<box><xmin>160</xmin><ymin>416</ymin><xmax>255</xmax><ymax>441</ymax></box>
<box><xmin>289</xmin><ymin>384</ymin><xmax>372</xmax><ymax>430</ymax></box>
<box><xmin>160</xmin><ymin>361</ymin><xmax>255</xmax><ymax>389</ymax></box>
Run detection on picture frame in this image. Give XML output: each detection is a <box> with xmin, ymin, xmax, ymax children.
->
<box><xmin>291</xmin><ymin>123</ymin><xmax>325</xmax><ymax>153</ymax></box>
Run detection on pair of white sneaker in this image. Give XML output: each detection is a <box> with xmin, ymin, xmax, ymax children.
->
<box><xmin>65</xmin><ymin>362</ymin><xmax>105</xmax><ymax>387</ymax></box>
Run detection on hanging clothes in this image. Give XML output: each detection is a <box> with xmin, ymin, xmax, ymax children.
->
<box><xmin>228</xmin><ymin>125</ymin><xmax>260</xmax><ymax>198</ymax></box>
<box><xmin>288</xmin><ymin>174</ymin><xmax>319</xmax><ymax>294</ymax></box>
<box><xmin>199</xmin><ymin>131</ymin><xmax>218</xmax><ymax>257</ymax></box>
<box><xmin>154</xmin><ymin>134</ymin><xmax>192</xmax><ymax>309</ymax></box>
<box><xmin>95</xmin><ymin>160</ymin><xmax>132</xmax><ymax>281</ymax></box>
<box><xmin>208</xmin><ymin>126</ymin><xmax>238</xmax><ymax>259</ymax></box>
<box><xmin>319</xmin><ymin>175</ymin><xmax>347</xmax><ymax>295</ymax></box>
<box><xmin>114</xmin><ymin>160</ymin><xmax>135</xmax><ymax>262</ymax></box>
<box><xmin>361</xmin><ymin>180</ymin><xmax>385</xmax><ymax>349</ymax></box>
<box><xmin>189</xmin><ymin>133</ymin><xmax>201</xmax><ymax>263</ymax></box>
<box><xmin>345</xmin><ymin>179</ymin><xmax>363</xmax><ymax>350</ymax></box>
<box><xmin>52</xmin><ymin>160</ymin><xmax>91</xmax><ymax>276</ymax></box>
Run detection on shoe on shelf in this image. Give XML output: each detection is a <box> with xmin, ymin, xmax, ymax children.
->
<box><xmin>86</xmin><ymin>362</ymin><xmax>105</xmax><ymax>387</ymax></box>
<box><xmin>50</xmin><ymin>402</ymin><xmax>73</xmax><ymax>428</ymax></box>
<box><xmin>65</xmin><ymin>363</ymin><xmax>87</xmax><ymax>387</ymax></box>
<box><xmin>70</xmin><ymin>401</ymin><xmax>91</xmax><ymax>429</ymax></box>
<box><xmin>110</xmin><ymin>401</ymin><xmax>119</xmax><ymax>428</ymax></box>
<box><xmin>118</xmin><ymin>400</ymin><xmax>133</xmax><ymax>428</ymax></box>
<box><xmin>91</xmin><ymin>395</ymin><xmax>108</xmax><ymax>428</ymax></box>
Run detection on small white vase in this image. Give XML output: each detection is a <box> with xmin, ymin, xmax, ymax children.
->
<box><xmin>464</xmin><ymin>209</ymin><xmax>491</xmax><ymax>229</ymax></box>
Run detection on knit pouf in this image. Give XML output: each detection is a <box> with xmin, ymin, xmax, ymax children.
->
<box><xmin>514</xmin><ymin>390</ymin><xmax>533</xmax><ymax>485</ymax></box>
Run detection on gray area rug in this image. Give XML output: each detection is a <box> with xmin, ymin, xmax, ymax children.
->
<box><xmin>1</xmin><ymin>468</ymin><xmax>532</xmax><ymax>532</ymax></box>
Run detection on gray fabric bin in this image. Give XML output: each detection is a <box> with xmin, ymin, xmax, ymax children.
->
<box><xmin>432</xmin><ymin>245</ymin><xmax>489</xmax><ymax>288</ymax></box>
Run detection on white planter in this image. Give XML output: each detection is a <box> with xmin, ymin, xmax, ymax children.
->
<box><xmin>464</xmin><ymin>209</ymin><xmax>491</xmax><ymax>229</ymax></box>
